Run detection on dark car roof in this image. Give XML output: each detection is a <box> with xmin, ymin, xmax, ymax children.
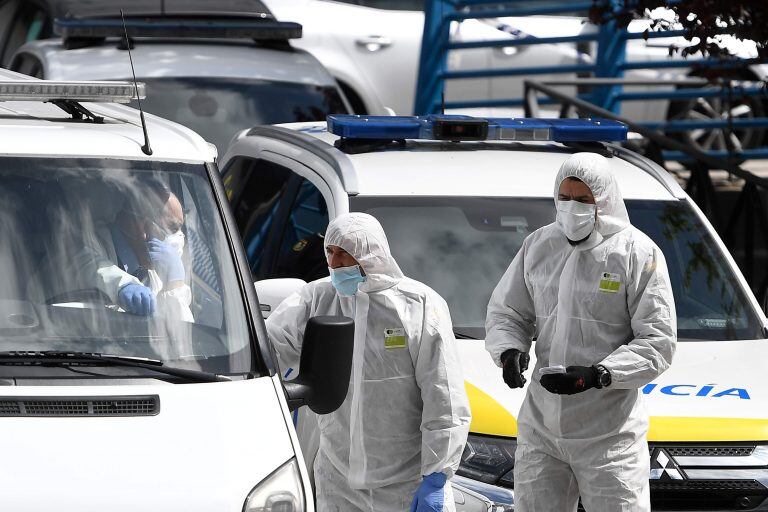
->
<box><xmin>48</xmin><ymin>0</ymin><xmax>272</xmax><ymax>19</ymax></box>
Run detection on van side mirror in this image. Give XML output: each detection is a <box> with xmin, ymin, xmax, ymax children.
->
<box><xmin>254</xmin><ymin>278</ymin><xmax>307</xmax><ymax>319</ymax></box>
<box><xmin>283</xmin><ymin>316</ymin><xmax>354</xmax><ymax>414</ymax></box>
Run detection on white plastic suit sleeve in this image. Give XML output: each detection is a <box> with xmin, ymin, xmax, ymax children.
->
<box><xmin>156</xmin><ymin>280</ymin><xmax>194</xmax><ymax>323</ymax></box>
<box><xmin>264</xmin><ymin>286</ymin><xmax>312</xmax><ymax>375</ymax></box>
<box><xmin>599</xmin><ymin>243</ymin><xmax>677</xmax><ymax>388</ymax></box>
<box><xmin>485</xmin><ymin>239</ymin><xmax>536</xmax><ymax>367</ymax></box>
<box><xmin>414</xmin><ymin>295</ymin><xmax>472</xmax><ymax>479</ymax></box>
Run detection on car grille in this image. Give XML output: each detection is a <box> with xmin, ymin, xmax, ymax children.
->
<box><xmin>0</xmin><ymin>396</ymin><xmax>159</xmax><ymax>416</ymax></box>
<box><xmin>665</xmin><ymin>446</ymin><xmax>755</xmax><ymax>457</ymax></box>
<box><xmin>648</xmin><ymin>443</ymin><xmax>768</xmax><ymax>511</ymax></box>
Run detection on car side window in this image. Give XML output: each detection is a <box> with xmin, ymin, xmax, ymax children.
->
<box><xmin>225</xmin><ymin>157</ymin><xmax>293</xmax><ymax>278</ymax></box>
<box><xmin>330</xmin><ymin>0</ymin><xmax>424</xmax><ymax>11</ymax></box>
<box><xmin>224</xmin><ymin>157</ymin><xmax>329</xmax><ymax>282</ymax></box>
<box><xmin>9</xmin><ymin>51</ymin><xmax>43</xmax><ymax>78</ymax></box>
<box><xmin>273</xmin><ymin>178</ymin><xmax>329</xmax><ymax>282</ymax></box>
<box><xmin>0</xmin><ymin>1</ymin><xmax>51</xmax><ymax>67</ymax></box>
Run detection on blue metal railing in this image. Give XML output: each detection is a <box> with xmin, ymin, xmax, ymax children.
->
<box><xmin>414</xmin><ymin>0</ymin><xmax>768</xmax><ymax>160</ymax></box>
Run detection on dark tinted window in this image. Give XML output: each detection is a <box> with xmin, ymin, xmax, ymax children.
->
<box><xmin>130</xmin><ymin>77</ymin><xmax>347</xmax><ymax>153</ymax></box>
<box><xmin>273</xmin><ymin>180</ymin><xmax>329</xmax><ymax>282</ymax></box>
<box><xmin>225</xmin><ymin>157</ymin><xmax>292</xmax><ymax>277</ymax></box>
<box><xmin>225</xmin><ymin>158</ymin><xmax>329</xmax><ymax>282</ymax></box>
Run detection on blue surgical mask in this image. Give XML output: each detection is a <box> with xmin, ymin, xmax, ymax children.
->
<box><xmin>330</xmin><ymin>265</ymin><xmax>366</xmax><ymax>296</ymax></box>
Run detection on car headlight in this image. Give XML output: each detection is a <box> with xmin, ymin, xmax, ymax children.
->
<box><xmin>458</xmin><ymin>434</ymin><xmax>517</xmax><ymax>486</ymax></box>
<box><xmin>243</xmin><ymin>458</ymin><xmax>306</xmax><ymax>512</ymax></box>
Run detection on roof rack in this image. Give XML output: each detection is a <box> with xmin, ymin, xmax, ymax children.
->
<box><xmin>54</xmin><ymin>18</ymin><xmax>302</xmax><ymax>43</ymax></box>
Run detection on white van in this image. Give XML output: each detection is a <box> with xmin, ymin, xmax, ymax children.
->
<box><xmin>0</xmin><ymin>69</ymin><xmax>353</xmax><ymax>511</ymax></box>
<box><xmin>9</xmin><ymin>0</ymin><xmax>353</xmax><ymax>154</ymax></box>
<box><xmin>220</xmin><ymin>115</ymin><xmax>768</xmax><ymax>511</ymax></box>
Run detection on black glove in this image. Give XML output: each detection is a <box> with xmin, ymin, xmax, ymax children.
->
<box><xmin>501</xmin><ymin>349</ymin><xmax>530</xmax><ymax>389</ymax></box>
<box><xmin>539</xmin><ymin>365</ymin><xmax>599</xmax><ymax>395</ymax></box>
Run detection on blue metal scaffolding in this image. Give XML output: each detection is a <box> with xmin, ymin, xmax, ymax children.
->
<box><xmin>414</xmin><ymin>0</ymin><xmax>768</xmax><ymax>161</ymax></box>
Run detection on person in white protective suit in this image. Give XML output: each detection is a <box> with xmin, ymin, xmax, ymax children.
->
<box><xmin>485</xmin><ymin>152</ymin><xmax>676</xmax><ymax>511</ymax></box>
<box><xmin>266</xmin><ymin>212</ymin><xmax>471</xmax><ymax>512</ymax></box>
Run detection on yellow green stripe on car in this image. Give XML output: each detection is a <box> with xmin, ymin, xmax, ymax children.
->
<box><xmin>465</xmin><ymin>381</ymin><xmax>768</xmax><ymax>441</ymax></box>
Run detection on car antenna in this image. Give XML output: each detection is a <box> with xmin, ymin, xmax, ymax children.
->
<box><xmin>120</xmin><ymin>9</ymin><xmax>152</xmax><ymax>155</ymax></box>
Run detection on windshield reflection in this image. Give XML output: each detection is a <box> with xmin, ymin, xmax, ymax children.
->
<box><xmin>0</xmin><ymin>157</ymin><xmax>253</xmax><ymax>376</ymax></box>
<box><xmin>131</xmin><ymin>77</ymin><xmax>347</xmax><ymax>153</ymax></box>
<box><xmin>352</xmin><ymin>196</ymin><xmax>763</xmax><ymax>341</ymax></box>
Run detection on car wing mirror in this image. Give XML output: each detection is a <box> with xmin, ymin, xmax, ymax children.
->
<box><xmin>283</xmin><ymin>316</ymin><xmax>354</xmax><ymax>415</ymax></box>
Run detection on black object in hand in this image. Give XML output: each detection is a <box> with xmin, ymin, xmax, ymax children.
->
<box><xmin>539</xmin><ymin>365</ymin><xmax>599</xmax><ymax>395</ymax></box>
<box><xmin>501</xmin><ymin>349</ymin><xmax>530</xmax><ymax>389</ymax></box>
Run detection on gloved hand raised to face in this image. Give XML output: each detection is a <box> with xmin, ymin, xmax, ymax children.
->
<box><xmin>118</xmin><ymin>283</ymin><xmax>156</xmax><ymax>316</ymax></box>
<box><xmin>410</xmin><ymin>472</ymin><xmax>447</xmax><ymax>512</ymax></box>
<box><xmin>539</xmin><ymin>365</ymin><xmax>598</xmax><ymax>395</ymax></box>
<box><xmin>501</xmin><ymin>348</ymin><xmax>530</xmax><ymax>389</ymax></box>
<box><xmin>148</xmin><ymin>238</ymin><xmax>185</xmax><ymax>284</ymax></box>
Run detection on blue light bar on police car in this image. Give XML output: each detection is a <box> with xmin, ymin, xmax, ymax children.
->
<box><xmin>327</xmin><ymin>115</ymin><xmax>627</xmax><ymax>143</ymax></box>
<box><xmin>0</xmin><ymin>80</ymin><xmax>145</xmax><ymax>103</ymax></box>
<box><xmin>54</xmin><ymin>18</ymin><xmax>302</xmax><ymax>40</ymax></box>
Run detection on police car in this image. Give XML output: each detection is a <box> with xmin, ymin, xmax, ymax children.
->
<box><xmin>220</xmin><ymin>114</ymin><xmax>768</xmax><ymax>511</ymax></box>
<box><xmin>0</xmin><ymin>68</ymin><xmax>356</xmax><ymax>511</ymax></box>
<box><xmin>9</xmin><ymin>0</ymin><xmax>351</xmax><ymax>154</ymax></box>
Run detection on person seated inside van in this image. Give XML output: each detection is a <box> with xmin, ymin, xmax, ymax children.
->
<box><xmin>78</xmin><ymin>180</ymin><xmax>193</xmax><ymax>322</ymax></box>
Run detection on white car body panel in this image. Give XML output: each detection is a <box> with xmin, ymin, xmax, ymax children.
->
<box><xmin>0</xmin><ymin>378</ymin><xmax>296</xmax><ymax>512</ymax></box>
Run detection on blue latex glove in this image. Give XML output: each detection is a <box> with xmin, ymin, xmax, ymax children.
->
<box><xmin>410</xmin><ymin>472</ymin><xmax>446</xmax><ymax>512</ymax></box>
<box><xmin>148</xmin><ymin>238</ymin><xmax>185</xmax><ymax>284</ymax></box>
<box><xmin>118</xmin><ymin>283</ymin><xmax>156</xmax><ymax>316</ymax></box>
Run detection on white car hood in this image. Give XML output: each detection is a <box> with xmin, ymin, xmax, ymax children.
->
<box><xmin>0</xmin><ymin>377</ymin><xmax>296</xmax><ymax>512</ymax></box>
<box><xmin>459</xmin><ymin>338</ymin><xmax>768</xmax><ymax>442</ymax></box>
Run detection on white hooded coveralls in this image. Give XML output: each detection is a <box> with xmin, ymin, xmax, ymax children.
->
<box><xmin>485</xmin><ymin>153</ymin><xmax>676</xmax><ymax>511</ymax></box>
<box><xmin>267</xmin><ymin>213</ymin><xmax>471</xmax><ymax>512</ymax></box>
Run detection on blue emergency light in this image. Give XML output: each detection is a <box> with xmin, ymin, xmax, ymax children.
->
<box><xmin>327</xmin><ymin>115</ymin><xmax>627</xmax><ymax>143</ymax></box>
<box><xmin>54</xmin><ymin>18</ymin><xmax>302</xmax><ymax>41</ymax></box>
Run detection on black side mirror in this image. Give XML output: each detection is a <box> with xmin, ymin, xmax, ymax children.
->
<box><xmin>283</xmin><ymin>315</ymin><xmax>354</xmax><ymax>414</ymax></box>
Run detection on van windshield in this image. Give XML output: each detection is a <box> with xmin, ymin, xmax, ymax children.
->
<box><xmin>351</xmin><ymin>196</ymin><xmax>764</xmax><ymax>341</ymax></box>
<box><xmin>0</xmin><ymin>157</ymin><xmax>255</xmax><ymax>376</ymax></box>
<box><xmin>130</xmin><ymin>77</ymin><xmax>347</xmax><ymax>153</ymax></box>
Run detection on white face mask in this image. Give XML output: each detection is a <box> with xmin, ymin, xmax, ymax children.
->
<box><xmin>556</xmin><ymin>200</ymin><xmax>596</xmax><ymax>241</ymax></box>
<box><xmin>164</xmin><ymin>230</ymin><xmax>185</xmax><ymax>257</ymax></box>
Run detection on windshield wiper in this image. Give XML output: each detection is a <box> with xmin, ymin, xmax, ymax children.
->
<box><xmin>0</xmin><ymin>351</ymin><xmax>229</xmax><ymax>383</ymax></box>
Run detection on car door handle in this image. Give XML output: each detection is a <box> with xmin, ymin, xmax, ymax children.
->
<box><xmin>355</xmin><ymin>36</ymin><xmax>392</xmax><ymax>52</ymax></box>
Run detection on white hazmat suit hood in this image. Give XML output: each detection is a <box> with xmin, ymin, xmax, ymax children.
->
<box><xmin>267</xmin><ymin>213</ymin><xmax>471</xmax><ymax>512</ymax></box>
<box><xmin>554</xmin><ymin>151</ymin><xmax>630</xmax><ymax>239</ymax></box>
<box><xmin>324</xmin><ymin>213</ymin><xmax>404</xmax><ymax>292</ymax></box>
<box><xmin>486</xmin><ymin>153</ymin><xmax>676</xmax><ymax>511</ymax></box>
